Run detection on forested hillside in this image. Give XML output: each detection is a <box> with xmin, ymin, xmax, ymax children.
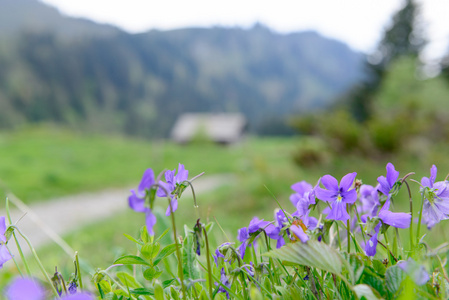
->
<box><xmin>0</xmin><ymin>0</ymin><xmax>365</xmax><ymax>137</ymax></box>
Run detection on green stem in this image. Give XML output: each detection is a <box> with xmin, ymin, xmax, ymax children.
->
<box><xmin>202</xmin><ymin>226</ymin><xmax>213</xmax><ymax>300</ymax></box>
<box><xmin>168</xmin><ymin>197</ymin><xmax>187</xmax><ymax>299</ymax></box>
<box><xmin>416</xmin><ymin>192</ymin><xmax>425</xmax><ymax>246</ymax></box>
<box><xmin>13</xmin><ymin>226</ymin><xmax>59</xmax><ymax>297</ymax></box>
<box><xmin>346</xmin><ymin>209</ymin><xmax>351</xmax><ymax>253</ymax></box>
<box><xmin>404</xmin><ymin>181</ymin><xmax>414</xmax><ymax>252</ymax></box>
<box><xmin>353</xmin><ymin>206</ymin><xmax>366</xmax><ymax>244</ymax></box>
<box><xmin>6</xmin><ymin>198</ymin><xmax>31</xmax><ymax>276</ymax></box>
<box><xmin>5</xmin><ymin>243</ymin><xmax>23</xmax><ymax>277</ymax></box>
<box><xmin>335</xmin><ymin>222</ymin><xmax>342</xmax><ymax>251</ymax></box>
<box><xmin>75</xmin><ymin>251</ymin><xmax>83</xmax><ymax>290</ymax></box>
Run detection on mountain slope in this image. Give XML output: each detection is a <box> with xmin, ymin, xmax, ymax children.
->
<box><xmin>0</xmin><ymin>0</ymin><xmax>365</xmax><ymax>137</ymax></box>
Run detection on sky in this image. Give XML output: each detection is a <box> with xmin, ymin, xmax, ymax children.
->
<box><xmin>40</xmin><ymin>0</ymin><xmax>449</xmax><ymax>63</ymax></box>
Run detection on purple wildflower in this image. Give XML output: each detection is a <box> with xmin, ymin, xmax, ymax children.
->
<box><xmin>216</xmin><ymin>268</ymin><xmax>231</xmax><ymax>299</ymax></box>
<box><xmin>5</xmin><ymin>278</ymin><xmax>45</xmax><ymax>300</ymax></box>
<box><xmin>364</xmin><ymin>197</ymin><xmax>411</xmax><ymax>256</ymax></box>
<box><xmin>5</xmin><ymin>277</ymin><xmax>94</xmax><ymax>300</ymax></box>
<box><xmin>289</xmin><ymin>223</ymin><xmax>309</xmax><ymax>243</ymax></box>
<box><xmin>377</xmin><ymin>163</ymin><xmax>399</xmax><ymax>196</ymax></box>
<box><xmin>315</xmin><ymin>172</ymin><xmax>357</xmax><ymax>221</ymax></box>
<box><xmin>157</xmin><ymin>163</ymin><xmax>189</xmax><ymax>216</ymax></box>
<box><xmin>358</xmin><ymin>184</ymin><xmax>380</xmax><ymax>220</ymax></box>
<box><xmin>237</xmin><ymin>217</ymin><xmax>271</xmax><ymax>258</ymax></box>
<box><xmin>290</xmin><ymin>181</ymin><xmax>314</xmax><ymax>206</ymax></box>
<box><xmin>0</xmin><ymin>216</ymin><xmax>7</xmax><ymax>243</ymax></box>
<box><xmin>398</xmin><ymin>258</ymin><xmax>430</xmax><ymax>286</ymax></box>
<box><xmin>213</xmin><ymin>242</ymin><xmax>232</xmax><ymax>266</ymax></box>
<box><xmin>128</xmin><ymin>169</ymin><xmax>157</xmax><ymax>235</ymax></box>
<box><xmin>420</xmin><ymin>165</ymin><xmax>449</xmax><ymax>229</ymax></box>
<box><xmin>0</xmin><ymin>244</ymin><xmax>13</xmax><ymax>269</ymax></box>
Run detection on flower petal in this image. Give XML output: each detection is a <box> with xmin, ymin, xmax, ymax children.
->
<box><xmin>377</xmin><ymin>176</ymin><xmax>391</xmax><ymax>195</ymax></box>
<box><xmin>176</xmin><ymin>163</ymin><xmax>189</xmax><ymax>183</ymax></box>
<box><xmin>327</xmin><ymin>201</ymin><xmax>350</xmax><ymax>221</ymax></box>
<box><xmin>5</xmin><ymin>278</ymin><xmax>44</xmax><ymax>300</ymax></box>
<box><xmin>341</xmin><ymin>189</ymin><xmax>357</xmax><ymax>204</ymax></box>
<box><xmin>430</xmin><ymin>165</ymin><xmax>437</xmax><ymax>187</ymax></box>
<box><xmin>379</xmin><ymin>210</ymin><xmax>411</xmax><ymax>228</ymax></box>
<box><xmin>386</xmin><ymin>163</ymin><xmax>399</xmax><ymax>188</ymax></box>
<box><xmin>137</xmin><ymin>169</ymin><xmax>155</xmax><ymax>194</ymax></box>
<box><xmin>145</xmin><ymin>210</ymin><xmax>157</xmax><ymax>235</ymax></box>
<box><xmin>290</xmin><ymin>225</ymin><xmax>309</xmax><ymax>243</ymax></box>
<box><xmin>365</xmin><ymin>232</ymin><xmax>378</xmax><ymax>257</ymax></box>
<box><xmin>339</xmin><ymin>172</ymin><xmax>357</xmax><ymax>191</ymax></box>
<box><xmin>315</xmin><ymin>187</ymin><xmax>337</xmax><ymax>202</ymax></box>
<box><xmin>291</xmin><ymin>181</ymin><xmax>312</xmax><ymax>196</ymax></box>
<box><xmin>320</xmin><ymin>175</ymin><xmax>338</xmax><ymax>191</ymax></box>
<box><xmin>128</xmin><ymin>190</ymin><xmax>147</xmax><ymax>213</ymax></box>
<box><xmin>165</xmin><ymin>199</ymin><xmax>178</xmax><ymax>216</ymax></box>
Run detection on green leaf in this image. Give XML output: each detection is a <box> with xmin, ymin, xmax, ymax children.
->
<box><xmin>141</xmin><ymin>242</ymin><xmax>161</xmax><ymax>261</ymax></box>
<box><xmin>143</xmin><ymin>266</ymin><xmax>163</xmax><ymax>281</ymax></box>
<box><xmin>123</xmin><ymin>233</ymin><xmax>143</xmax><ymax>245</ymax></box>
<box><xmin>170</xmin><ymin>286</ymin><xmax>180</xmax><ymax>300</ymax></box>
<box><xmin>353</xmin><ymin>284</ymin><xmax>381</xmax><ymax>300</ymax></box>
<box><xmin>372</xmin><ymin>260</ymin><xmax>386</xmax><ymax>277</ymax></box>
<box><xmin>162</xmin><ymin>279</ymin><xmax>177</xmax><ymax>288</ymax></box>
<box><xmin>141</xmin><ymin>226</ymin><xmax>151</xmax><ymax>243</ymax></box>
<box><xmin>116</xmin><ymin>271</ymin><xmax>142</xmax><ymax>289</ymax></box>
<box><xmin>153</xmin><ymin>244</ymin><xmax>177</xmax><ymax>266</ymax></box>
<box><xmin>385</xmin><ymin>265</ymin><xmax>406</xmax><ymax>296</ymax></box>
<box><xmin>182</xmin><ymin>235</ymin><xmax>201</xmax><ymax>280</ymax></box>
<box><xmin>264</xmin><ymin>240</ymin><xmax>343</xmax><ymax>275</ymax></box>
<box><xmin>360</xmin><ymin>268</ymin><xmax>387</xmax><ymax>297</ymax></box>
<box><xmin>130</xmin><ymin>288</ymin><xmax>154</xmax><ymax>296</ymax></box>
<box><xmin>113</xmin><ymin>255</ymin><xmax>150</xmax><ymax>266</ymax></box>
<box><xmin>154</xmin><ymin>282</ymin><xmax>165</xmax><ymax>300</ymax></box>
<box><xmin>155</xmin><ymin>228</ymin><xmax>171</xmax><ymax>243</ymax></box>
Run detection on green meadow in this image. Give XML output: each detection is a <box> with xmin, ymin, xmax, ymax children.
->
<box><xmin>2</xmin><ymin>126</ymin><xmax>449</xmax><ymax>285</ymax></box>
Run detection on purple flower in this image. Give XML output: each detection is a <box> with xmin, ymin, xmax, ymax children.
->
<box><xmin>237</xmin><ymin>217</ymin><xmax>271</xmax><ymax>258</ymax></box>
<box><xmin>420</xmin><ymin>165</ymin><xmax>449</xmax><ymax>229</ymax></box>
<box><xmin>364</xmin><ymin>223</ymin><xmax>380</xmax><ymax>257</ymax></box>
<box><xmin>315</xmin><ymin>172</ymin><xmax>357</xmax><ymax>221</ymax></box>
<box><xmin>5</xmin><ymin>278</ymin><xmax>45</xmax><ymax>300</ymax></box>
<box><xmin>377</xmin><ymin>163</ymin><xmax>399</xmax><ymax>196</ymax></box>
<box><xmin>1</xmin><ymin>216</ymin><xmax>7</xmax><ymax>243</ymax></box>
<box><xmin>213</xmin><ymin>242</ymin><xmax>232</xmax><ymax>266</ymax></box>
<box><xmin>216</xmin><ymin>268</ymin><xmax>231</xmax><ymax>299</ymax></box>
<box><xmin>157</xmin><ymin>164</ymin><xmax>189</xmax><ymax>216</ymax></box>
<box><xmin>0</xmin><ymin>244</ymin><xmax>13</xmax><ymax>269</ymax></box>
<box><xmin>398</xmin><ymin>258</ymin><xmax>430</xmax><ymax>286</ymax></box>
<box><xmin>5</xmin><ymin>277</ymin><xmax>94</xmax><ymax>300</ymax></box>
<box><xmin>290</xmin><ymin>181</ymin><xmax>314</xmax><ymax>206</ymax></box>
<box><xmin>358</xmin><ymin>184</ymin><xmax>380</xmax><ymax>219</ymax></box>
<box><xmin>364</xmin><ymin>197</ymin><xmax>411</xmax><ymax>256</ymax></box>
<box><xmin>289</xmin><ymin>224</ymin><xmax>309</xmax><ymax>243</ymax></box>
<box><xmin>128</xmin><ymin>169</ymin><xmax>157</xmax><ymax>235</ymax></box>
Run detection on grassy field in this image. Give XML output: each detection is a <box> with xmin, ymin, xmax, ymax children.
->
<box><xmin>2</xmin><ymin>127</ymin><xmax>449</xmax><ymax>286</ymax></box>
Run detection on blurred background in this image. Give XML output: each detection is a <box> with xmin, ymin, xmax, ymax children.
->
<box><xmin>1</xmin><ymin>0</ymin><xmax>449</xmax><ymax>280</ymax></box>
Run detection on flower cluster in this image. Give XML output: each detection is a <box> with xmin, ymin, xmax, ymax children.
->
<box><xmin>128</xmin><ymin>163</ymin><xmax>190</xmax><ymax>235</ymax></box>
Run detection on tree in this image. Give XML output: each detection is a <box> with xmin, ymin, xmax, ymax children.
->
<box><xmin>347</xmin><ymin>0</ymin><xmax>426</xmax><ymax>121</ymax></box>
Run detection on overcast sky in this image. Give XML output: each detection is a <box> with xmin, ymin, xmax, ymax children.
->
<box><xmin>40</xmin><ymin>0</ymin><xmax>449</xmax><ymax>62</ymax></box>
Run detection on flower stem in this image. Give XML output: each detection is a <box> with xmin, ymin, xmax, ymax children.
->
<box><xmin>202</xmin><ymin>226</ymin><xmax>213</xmax><ymax>299</ymax></box>
<box><xmin>167</xmin><ymin>197</ymin><xmax>187</xmax><ymax>299</ymax></box>
<box><xmin>75</xmin><ymin>251</ymin><xmax>83</xmax><ymax>290</ymax></box>
<box><xmin>346</xmin><ymin>206</ymin><xmax>351</xmax><ymax>253</ymax></box>
<box><xmin>6</xmin><ymin>198</ymin><xmax>31</xmax><ymax>276</ymax></box>
<box><xmin>12</xmin><ymin>226</ymin><xmax>59</xmax><ymax>297</ymax></box>
<box><xmin>404</xmin><ymin>181</ymin><xmax>414</xmax><ymax>251</ymax></box>
<box><xmin>416</xmin><ymin>192</ymin><xmax>425</xmax><ymax>246</ymax></box>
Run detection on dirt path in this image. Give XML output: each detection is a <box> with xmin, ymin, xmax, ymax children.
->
<box><xmin>1</xmin><ymin>174</ymin><xmax>235</xmax><ymax>256</ymax></box>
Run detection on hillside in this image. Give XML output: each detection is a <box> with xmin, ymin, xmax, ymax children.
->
<box><xmin>0</xmin><ymin>0</ymin><xmax>365</xmax><ymax>137</ymax></box>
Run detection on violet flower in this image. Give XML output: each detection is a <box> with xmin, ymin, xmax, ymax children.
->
<box><xmin>128</xmin><ymin>168</ymin><xmax>157</xmax><ymax>235</ymax></box>
<box><xmin>398</xmin><ymin>258</ymin><xmax>430</xmax><ymax>286</ymax></box>
<box><xmin>377</xmin><ymin>163</ymin><xmax>399</xmax><ymax>196</ymax></box>
<box><xmin>315</xmin><ymin>172</ymin><xmax>357</xmax><ymax>221</ymax></box>
<box><xmin>237</xmin><ymin>217</ymin><xmax>271</xmax><ymax>258</ymax></box>
<box><xmin>5</xmin><ymin>277</ymin><xmax>94</xmax><ymax>300</ymax></box>
<box><xmin>0</xmin><ymin>216</ymin><xmax>7</xmax><ymax>243</ymax></box>
<box><xmin>420</xmin><ymin>165</ymin><xmax>449</xmax><ymax>229</ymax></box>
<box><xmin>290</xmin><ymin>181</ymin><xmax>314</xmax><ymax>207</ymax></box>
<box><xmin>216</xmin><ymin>268</ymin><xmax>231</xmax><ymax>299</ymax></box>
<box><xmin>213</xmin><ymin>242</ymin><xmax>232</xmax><ymax>266</ymax></box>
<box><xmin>289</xmin><ymin>223</ymin><xmax>309</xmax><ymax>243</ymax></box>
<box><xmin>157</xmin><ymin>163</ymin><xmax>189</xmax><ymax>216</ymax></box>
<box><xmin>0</xmin><ymin>244</ymin><xmax>13</xmax><ymax>269</ymax></box>
<box><xmin>358</xmin><ymin>184</ymin><xmax>380</xmax><ymax>220</ymax></box>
